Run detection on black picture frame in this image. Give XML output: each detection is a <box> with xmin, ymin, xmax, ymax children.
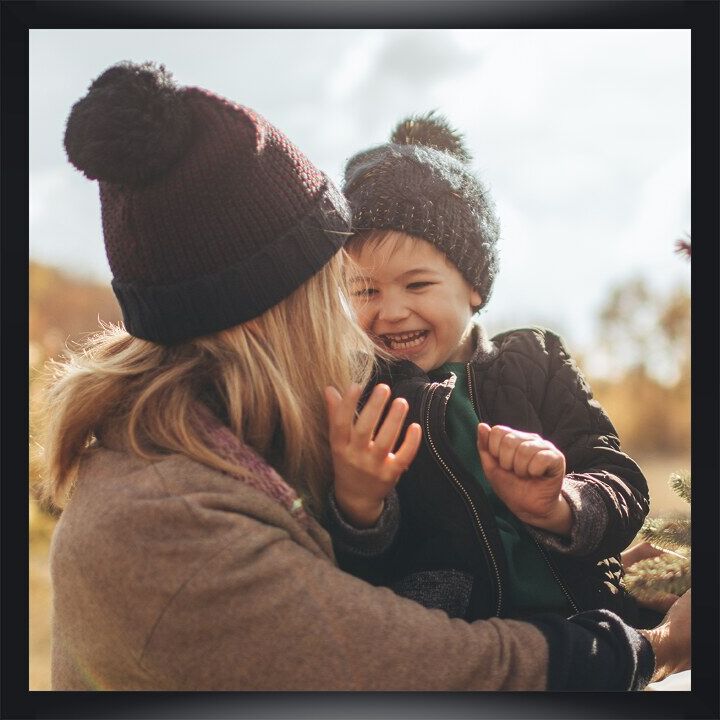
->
<box><xmin>4</xmin><ymin>2</ymin><xmax>718</xmax><ymax>718</ymax></box>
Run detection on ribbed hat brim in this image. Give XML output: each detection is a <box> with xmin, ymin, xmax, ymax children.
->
<box><xmin>113</xmin><ymin>182</ymin><xmax>350</xmax><ymax>344</ymax></box>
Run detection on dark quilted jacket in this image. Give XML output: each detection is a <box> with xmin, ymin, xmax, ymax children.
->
<box><xmin>329</xmin><ymin>326</ymin><xmax>650</xmax><ymax>625</ymax></box>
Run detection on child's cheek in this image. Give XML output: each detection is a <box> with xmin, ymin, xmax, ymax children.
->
<box><xmin>350</xmin><ymin>300</ymin><xmax>372</xmax><ymax>332</ymax></box>
<box><xmin>358</xmin><ymin>313</ymin><xmax>373</xmax><ymax>334</ymax></box>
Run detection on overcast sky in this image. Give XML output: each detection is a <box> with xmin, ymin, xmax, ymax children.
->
<box><xmin>29</xmin><ymin>29</ymin><xmax>690</xmax><ymax>375</ymax></box>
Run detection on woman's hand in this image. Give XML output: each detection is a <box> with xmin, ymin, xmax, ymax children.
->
<box><xmin>639</xmin><ymin>589</ymin><xmax>691</xmax><ymax>683</ymax></box>
<box><xmin>325</xmin><ymin>383</ymin><xmax>422</xmax><ymax>528</ymax></box>
<box><xmin>477</xmin><ymin>423</ymin><xmax>572</xmax><ymax>536</ymax></box>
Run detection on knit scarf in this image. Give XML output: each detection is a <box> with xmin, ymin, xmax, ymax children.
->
<box><xmin>193</xmin><ymin>403</ymin><xmax>311</xmax><ymax>529</ymax></box>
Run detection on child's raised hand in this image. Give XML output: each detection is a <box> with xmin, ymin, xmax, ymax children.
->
<box><xmin>325</xmin><ymin>383</ymin><xmax>422</xmax><ymax>528</ymax></box>
<box><xmin>477</xmin><ymin>423</ymin><xmax>572</xmax><ymax>536</ymax></box>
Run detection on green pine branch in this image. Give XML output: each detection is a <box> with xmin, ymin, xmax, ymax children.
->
<box><xmin>624</xmin><ymin>554</ymin><xmax>691</xmax><ymax>600</ymax></box>
<box><xmin>640</xmin><ymin>517</ymin><xmax>691</xmax><ymax>551</ymax></box>
<box><xmin>669</xmin><ymin>471</ymin><xmax>691</xmax><ymax>503</ymax></box>
<box><xmin>625</xmin><ymin>469</ymin><xmax>691</xmax><ymax>602</ymax></box>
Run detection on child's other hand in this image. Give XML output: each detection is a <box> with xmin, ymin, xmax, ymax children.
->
<box><xmin>477</xmin><ymin>423</ymin><xmax>572</xmax><ymax>536</ymax></box>
<box><xmin>325</xmin><ymin>383</ymin><xmax>422</xmax><ymax>528</ymax></box>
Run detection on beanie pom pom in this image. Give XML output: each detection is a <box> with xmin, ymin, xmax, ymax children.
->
<box><xmin>391</xmin><ymin>111</ymin><xmax>471</xmax><ymax>163</ymax></box>
<box><xmin>64</xmin><ymin>61</ymin><xmax>193</xmax><ymax>186</ymax></box>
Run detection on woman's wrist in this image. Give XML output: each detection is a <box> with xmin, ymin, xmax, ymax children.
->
<box><xmin>638</xmin><ymin>589</ymin><xmax>691</xmax><ymax>684</ymax></box>
<box><xmin>638</xmin><ymin>622</ymin><xmax>689</xmax><ymax>684</ymax></box>
<box><xmin>638</xmin><ymin>626</ymin><xmax>669</xmax><ymax>683</ymax></box>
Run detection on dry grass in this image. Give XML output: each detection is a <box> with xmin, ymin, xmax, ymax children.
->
<box><xmin>30</xmin><ymin>545</ymin><xmax>53</xmax><ymax>690</ymax></box>
<box><xmin>29</xmin><ymin>503</ymin><xmax>56</xmax><ymax>690</ymax></box>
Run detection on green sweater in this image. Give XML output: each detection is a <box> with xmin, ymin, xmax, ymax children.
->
<box><xmin>432</xmin><ymin>362</ymin><xmax>570</xmax><ymax>616</ymax></box>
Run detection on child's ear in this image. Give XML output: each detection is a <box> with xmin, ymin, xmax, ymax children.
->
<box><xmin>470</xmin><ymin>289</ymin><xmax>482</xmax><ymax>309</ymax></box>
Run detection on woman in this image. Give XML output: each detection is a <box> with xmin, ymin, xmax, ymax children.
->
<box><xmin>42</xmin><ymin>61</ymin><xmax>689</xmax><ymax>691</ymax></box>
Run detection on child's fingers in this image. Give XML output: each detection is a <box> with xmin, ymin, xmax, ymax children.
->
<box><xmin>497</xmin><ymin>431</ymin><xmax>524</xmax><ymax>471</ymax></box>
<box><xmin>512</xmin><ymin>438</ymin><xmax>549</xmax><ymax>477</ymax></box>
<box><xmin>389</xmin><ymin>423</ymin><xmax>422</xmax><ymax>473</ymax></box>
<box><xmin>486</xmin><ymin>425</ymin><xmax>519</xmax><ymax>458</ymax></box>
<box><xmin>477</xmin><ymin>440</ymin><xmax>499</xmax><ymax>477</ymax></box>
<box><xmin>339</xmin><ymin>382</ymin><xmax>363</xmax><ymax>421</ymax></box>
<box><xmin>489</xmin><ymin>425</ymin><xmax>546</xmax><ymax>471</ymax></box>
<box><xmin>478</xmin><ymin>450</ymin><xmax>498</xmax><ymax>480</ymax></box>
<box><xmin>477</xmin><ymin>423</ymin><xmax>491</xmax><ymax>454</ymax></box>
<box><xmin>333</xmin><ymin>382</ymin><xmax>364</xmax><ymax>441</ymax></box>
<box><xmin>526</xmin><ymin>449</ymin><xmax>564</xmax><ymax>478</ymax></box>
<box><xmin>373</xmin><ymin>397</ymin><xmax>410</xmax><ymax>455</ymax></box>
<box><xmin>352</xmin><ymin>384</ymin><xmax>391</xmax><ymax>445</ymax></box>
<box><xmin>324</xmin><ymin>385</ymin><xmax>341</xmax><ymax>409</ymax></box>
<box><xmin>324</xmin><ymin>385</ymin><xmax>350</xmax><ymax>446</ymax></box>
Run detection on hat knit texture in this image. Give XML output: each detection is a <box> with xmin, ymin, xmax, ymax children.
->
<box><xmin>64</xmin><ymin>61</ymin><xmax>350</xmax><ymax>344</ymax></box>
<box><xmin>343</xmin><ymin>112</ymin><xmax>500</xmax><ymax>308</ymax></box>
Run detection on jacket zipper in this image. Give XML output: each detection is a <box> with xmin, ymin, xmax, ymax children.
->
<box><xmin>466</xmin><ymin>362</ymin><xmax>581</xmax><ymax>616</ymax></box>
<box><xmin>531</xmin><ymin>538</ymin><xmax>580</xmax><ymax>614</ymax></box>
<box><xmin>424</xmin><ymin>381</ymin><xmax>503</xmax><ymax>617</ymax></box>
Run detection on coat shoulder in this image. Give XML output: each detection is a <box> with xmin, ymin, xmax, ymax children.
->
<box><xmin>488</xmin><ymin>326</ymin><xmax>567</xmax><ymax>362</ymax></box>
<box><xmin>54</xmin><ymin>446</ymin><xmax>331</xmax><ymax>569</ymax></box>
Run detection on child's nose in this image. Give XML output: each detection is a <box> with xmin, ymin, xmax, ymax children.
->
<box><xmin>378</xmin><ymin>295</ymin><xmax>410</xmax><ymax>322</ymax></box>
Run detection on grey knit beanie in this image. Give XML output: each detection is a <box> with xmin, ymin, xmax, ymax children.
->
<box><xmin>343</xmin><ymin>112</ymin><xmax>500</xmax><ymax>309</ymax></box>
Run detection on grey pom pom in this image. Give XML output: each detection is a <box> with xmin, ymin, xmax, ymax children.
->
<box><xmin>64</xmin><ymin>61</ymin><xmax>194</xmax><ymax>186</ymax></box>
<box><xmin>391</xmin><ymin>111</ymin><xmax>471</xmax><ymax>163</ymax></box>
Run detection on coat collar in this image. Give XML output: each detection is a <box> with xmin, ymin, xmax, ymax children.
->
<box><xmin>468</xmin><ymin>321</ymin><xmax>499</xmax><ymax>364</ymax></box>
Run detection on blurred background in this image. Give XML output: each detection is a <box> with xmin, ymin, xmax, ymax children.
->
<box><xmin>29</xmin><ymin>29</ymin><xmax>690</xmax><ymax>689</ymax></box>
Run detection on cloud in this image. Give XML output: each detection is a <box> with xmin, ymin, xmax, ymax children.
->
<box><xmin>28</xmin><ymin>29</ymin><xmax>690</xmax><ymax>364</ymax></box>
<box><xmin>29</xmin><ymin>167</ymin><xmax>65</xmax><ymax>227</ymax></box>
<box><xmin>333</xmin><ymin>31</ymin><xmax>482</xmax><ymax>148</ymax></box>
<box><xmin>30</xmin><ymin>168</ymin><xmax>110</xmax><ymax>281</ymax></box>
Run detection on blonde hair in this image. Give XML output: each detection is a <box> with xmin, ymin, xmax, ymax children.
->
<box><xmin>40</xmin><ymin>251</ymin><xmax>376</xmax><ymax>517</ymax></box>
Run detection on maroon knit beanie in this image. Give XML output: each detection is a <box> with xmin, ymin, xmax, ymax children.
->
<box><xmin>64</xmin><ymin>61</ymin><xmax>351</xmax><ymax>344</ymax></box>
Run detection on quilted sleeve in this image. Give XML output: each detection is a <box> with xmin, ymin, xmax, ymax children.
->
<box><xmin>535</xmin><ymin>329</ymin><xmax>650</xmax><ymax>560</ymax></box>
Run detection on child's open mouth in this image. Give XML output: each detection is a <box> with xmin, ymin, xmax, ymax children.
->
<box><xmin>379</xmin><ymin>330</ymin><xmax>429</xmax><ymax>352</ymax></box>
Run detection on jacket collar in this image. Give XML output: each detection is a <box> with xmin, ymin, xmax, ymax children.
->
<box><xmin>468</xmin><ymin>322</ymin><xmax>499</xmax><ymax>364</ymax></box>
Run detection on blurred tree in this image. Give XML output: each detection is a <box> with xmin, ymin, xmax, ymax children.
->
<box><xmin>597</xmin><ymin>276</ymin><xmax>689</xmax><ymax>385</ymax></box>
<box><xmin>30</xmin><ymin>261</ymin><xmax>122</xmax><ymax>511</ymax></box>
<box><xmin>622</xmin><ymin>241</ymin><xmax>691</xmax><ymax>606</ymax></box>
<box><xmin>591</xmin><ymin>283</ymin><xmax>690</xmax><ymax>453</ymax></box>
<box><xmin>589</xmin><ymin>240</ymin><xmax>690</xmax><ymax>454</ymax></box>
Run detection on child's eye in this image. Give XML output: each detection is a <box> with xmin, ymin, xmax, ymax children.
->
<box><xmin>351</xmin><ymin>287</ymin><xmax>378</xmax><ymax>298</ymax></box>
<box><xmin>407</xmin><ymin>281</ymin><xmax>434</xmax><ymax>291</ymax></box>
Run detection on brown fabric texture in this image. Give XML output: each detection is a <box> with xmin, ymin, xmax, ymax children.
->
<box><xmin>50</xmin><ymin>441</ymin><xmax>549</xmax><ymax>691</ymax></box>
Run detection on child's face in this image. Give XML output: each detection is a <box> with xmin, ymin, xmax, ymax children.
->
<box><xmin>348</xmin><ymin>232</ymin><xmax>482</xmax><ymax>372</ymax></box>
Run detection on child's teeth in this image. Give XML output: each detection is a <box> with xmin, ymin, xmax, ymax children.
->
<box><xmin>383</xmin><ymin>331</ymin><xmax>426</xmax><ymax>350</ymax></box>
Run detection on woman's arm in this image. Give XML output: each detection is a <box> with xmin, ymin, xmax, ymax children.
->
<box><xmin>138</xmin><ymin>510</ymin><xmax>665</xmax><ymax>691</ymax></box>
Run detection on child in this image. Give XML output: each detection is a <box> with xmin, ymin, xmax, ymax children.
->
<box><xmin>324</xmin><ymin>114</ymin><xmax>651</xmax><ymax>624</ymax></box>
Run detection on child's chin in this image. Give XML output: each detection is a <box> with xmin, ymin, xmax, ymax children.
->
<box><xmin>376</xmin><ymin>337</ymin><xmax>432</xmax><ymax>370</ymax></box>
<box><xmin>392</xmin><ymin>350</ymin><xmax>432</xmax><ymax>371</ymax></box>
